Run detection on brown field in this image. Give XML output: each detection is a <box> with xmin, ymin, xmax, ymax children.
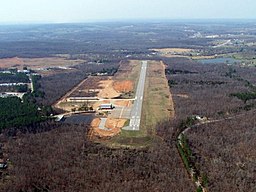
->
<box><xmin>68</xmin><ymin>61</ymin><xmax>138</xmax><ymax>99</ymax></box>
<box><xmin>113</xmin><ymin>80</ymin><xmax>133</xmax><ymax>93</ymax></box>
<box><xmin>114</xmin><ymin>60</ymin><xmax>141</xmax><ymax>83</ymax></box>
<box><xmin>191</xmin><ymin>55</ymin><xmax>217</xmax><ymax>59</ymax></box>
<box><xmin>151</xmin><ymin>48</ymin><xmax>193</xmax><ymax>54</ymax></box>
<box><xmin>114</xmin><ymin>61</ymin><xmax>134</xmax><ymax>79</ymax></box>
<box><xmin>105</xmin><ymin>118</ymin><xmax>127</xmax><ymax>129</ymax></box>
<box><xmin>152</xmin><ymin>48</ymin><xmax>225</xmax><ymax>60</ymax></box>
<box><xmin>70</xmin><ymin>76</ymin><xmax>110</xmax><ymax>97</ymax></box>
<box><xmin>0</xmin><ymin>57</ymin><xmax>85</xmax><ymax>70</ymax></box>
<box><xmin>151</xmin><ymin>48</ymin><xmax>195</xmax><ymax>58</ymax></box>
<box><xmin>97</xmin><ymin>79</ymin><xmax>120</xmax><ymax>99</ymax></box>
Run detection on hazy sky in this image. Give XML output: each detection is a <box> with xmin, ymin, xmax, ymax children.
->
<box><xmin>1</xmin><ymin>0</ymin><xmax>256</xmax><ymax>23</ymax></box>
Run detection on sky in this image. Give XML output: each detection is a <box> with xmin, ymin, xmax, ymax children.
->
<box><xmin>0</xmin><ymin>0</ymin><xmax>256</xmax><ymax>23</ymax></box>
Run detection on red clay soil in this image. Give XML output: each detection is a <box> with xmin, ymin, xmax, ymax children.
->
<box><xmin>113</xmin><ymin>80</ymin><xmax>133</xmax><ymax>93</ymax></box>
<box><xmin>90</xmin><ymin>118</ymin><xmax>126</xmax><ymax>138</ymax></box>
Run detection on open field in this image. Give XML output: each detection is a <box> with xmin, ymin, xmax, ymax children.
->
<box><xmin>113</xmin><ymin>80</ymin><xmax>133</xmax><ymax>93</ymax></box>
<box><xmin>69</xmin><ymin>76</ymin><xmax>120</xmax><ymax>98</ymax></box>
<box><xmin>97</xmin><ymin>79</ymin><xmax>120</xmax><ymax>98</ymax></box>
<box><xmin>114</xmin><ymin>60</ymin><xmax>141</xmax><ymax>87</ymax></box>
<box><xmin>69</xmin><ymin>76</ymin><xmax>108</xmax><ymax>97</ymax></box>
<box><xmin>151</xmin><ymin>48</ymin><xmax>195</xmax><ymax>58</ymax></box>
<box><xmin>55</xmin><ymin>76</ymin><xmax>122</xmax><ymax>112</ymax></box>
<box><xmin>140</xmin><ymin>60</ymin><xmax>174</xmax><ymax>134</ymax></box>
<box><xmin>0</xmin><ymin>57</ymin><xmax>85</xmax><ymax>70</ymax></box>
<box><xmin>191</xmin><ymin>55</ymin><xmax>217</xmax><ymax>59</ymax></box>
<box><xmin>151</xmin><ymin>48</ymin><xmax>193</xmax><ymax>54</ymax></box>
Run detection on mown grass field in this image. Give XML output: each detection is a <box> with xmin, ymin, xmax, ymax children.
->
<box><xmin>140</xmin><ymin>60</ymin><xmax>174</xmax><ymax>134</ymax></box>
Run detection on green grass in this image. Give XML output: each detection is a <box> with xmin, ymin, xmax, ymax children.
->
<box><xmin>140</xmin><ymin>61</ymin><xmax>172</xmax><ymax>134</ymax></box>
<box><xmin>123</xmin><ymin>119</ymin><xmax>130</xmax><ymax>127</ymax></box>
<box><xmin>108</xmin><ymin>129</ymin><xmax>154</xmax><ymax>148</ymax></box>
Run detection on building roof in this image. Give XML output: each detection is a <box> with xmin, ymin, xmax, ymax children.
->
<box><xmin>100</xmin><ymin>104</ymin><xmax>114</xmax><ymax>109</ymax></box>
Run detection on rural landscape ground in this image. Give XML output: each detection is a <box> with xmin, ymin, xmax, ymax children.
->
<box><xmin>0</xmin><ymin>21</ymin><xmax>256</xmax><ymax>191</ymax></box>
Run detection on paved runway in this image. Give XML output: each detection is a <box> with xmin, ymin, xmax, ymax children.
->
<box><xmin>123</xmin><ymin>61</ymin><xmax>148</xmax><ymax>131</ymax></box>
<box><xmin>108</xmin><ymin>106</ymin><xmax>132</xmax><ymax>119</ymax></box>
<box><xmin>99</xmin><ymin>118</ymin><xmax>109</xmax><ymax>130</ymax></box>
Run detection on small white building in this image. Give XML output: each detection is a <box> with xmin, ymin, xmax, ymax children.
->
<box><xmin>99</xmin><ymin>104</ymin><xmax>114</xmax><ymax>110</ymax></box>
<box><xmin>0</xmin><ymin>92</ymin><xmax>25</xmax><ymax>99</ymax></box>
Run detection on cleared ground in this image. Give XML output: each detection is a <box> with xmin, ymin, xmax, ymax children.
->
<box><xmin>0</xmin><ymin>57</ymin><xmax>85</xmax><ymax>72</ymax></box>
<box><xmin>151</xmin><ymin>48</ymin><xmax>194</xmax><ymax>58</ymax></box>
<box><xmin>97</xmin><ymin>79</ymin><xmax>120</xmax><ymax>98</ymax></box>
<box><xmin>151</xmin><ymin>48</ymin><xmax>193</xmax><ymax>54</ymax></box>
<box><xmin>151</xmin><ymin>48</ymin><xmax>220</xmax><ymax>59</ymax></box>
<box><xmin>91</xmin><ymin>118</ymin><xmax>127</xmax><ymax>137</ymax></box>
<box><xmin>90</xmin><ymin>61</ymin><xmax>143</xmax><ymax>139</ymax></box>
<box><xmin>113</xmin><ymin>80</ymin><xmax>133</xmax><ymax>93</ymax></box>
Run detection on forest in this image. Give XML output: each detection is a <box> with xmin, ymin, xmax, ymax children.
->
<box><xmin>0</xmin><ymin>97</ymin><xmax>45</xmax><ymax>131</ymax></box>
<box><xmin>0</xmin><ymin>122</ymin><xmax>195</xmax><ymax>192</ymax></box>
<box><xmin>164</xmin><ymin>57</ymin><xmax>256</xmax><ymax>191</ymax></box>
<box><xmin>0</xmin><ymin>73</ymin><xmax>29</xmax><ymax>84</ymax></box>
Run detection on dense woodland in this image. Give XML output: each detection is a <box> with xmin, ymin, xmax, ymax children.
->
<box><xmin>164</xmin><ymin>57</ymin><xmax>256</xmax><ymax>191</ymax></box>
<box><xmin>0</xmin><ymin>73</ymin><xmax>29</xmax><ymax>84</ymax></box>
<box><xmin>1</xmin><ymin>123</ymin><xmax>194</xmax><ymax>192</ymax></box>
<box><xmin>164</xmin><ymin>57</ymin><xmax>256</xmax><ymax>120</ymax></box>
<box><xmin>187</xmin><ymin>113</ymin><xmax>256</xmax><ymax>191</ymax></box>
<box><xmin>0</xmin><ymin>23</ymin><xmax>213</xmax><ymax>58</ymax></box>
<box><xmin>0</xmin><ymin>97</ymin><xmax>45</xmax><ymax>131</ymax></box>
<box><xmin>0</xmin><ymin>84</ymin><xmax>28</xmax><ymax>93</ymax></box>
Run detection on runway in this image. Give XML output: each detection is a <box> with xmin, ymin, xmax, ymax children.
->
<box><xmin>123</xmin><ymin>61</ymin><xmax>148</xmax><ymax>131</ymax></box>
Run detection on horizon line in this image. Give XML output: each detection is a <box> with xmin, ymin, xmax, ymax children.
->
<box><xmin>1</xmin><ymin>18</ymin><xmax>256</xmax><ymax>25</ymax></box>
